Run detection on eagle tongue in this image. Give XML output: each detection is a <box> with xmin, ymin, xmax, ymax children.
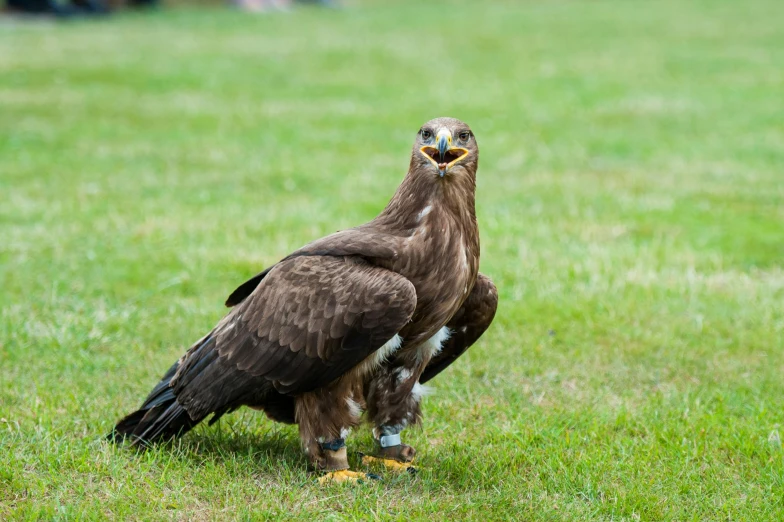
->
<box><xmin>437</xmin><ymin>163</ymin><xmax>447</xmax><ymax>177</ymax></box>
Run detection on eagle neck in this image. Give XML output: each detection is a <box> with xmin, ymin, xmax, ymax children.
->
<box><xmin>376</xmin><ymin>170</ymin><xmax>477</xmax><ymax>237</ymax></box>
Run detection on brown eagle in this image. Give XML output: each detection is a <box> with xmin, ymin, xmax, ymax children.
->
<box><xmin>110</xmin><ymin>117</ymin><xmax>498</xmax><ymax>483</ymax></box>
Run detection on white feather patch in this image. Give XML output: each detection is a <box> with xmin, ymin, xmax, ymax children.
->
<box><xmin>356</xmin><ymin>334</ymin><xmax>403</xmax><ymax>375</ymax></box>
<box><xmin>417</xmin><ymin>326</ymin><xmax>451</xmax><ymax>362</ymax></box>
<box><xmin>396</xmin><ymin>367</ymin><xmax>413</xmax><ymax>383</ymax></box>
<box><xmin>345</xmin><ymin>397</ymin><xmax>362</xmax><ymax>418</ymax></box>
<box><xmin>411</xmin><ymin>382</ymin><xmax>432</xmax><ymax>402</ymax></box>
<box><xmin>374</xmin><ymin>334</ymin><xmax>402</xmax><ymax>365</ymax></box>
<box><xmin>417</xmin><ymin>205</ymin><xmax>433</xmax><ymax>222</ymax></box>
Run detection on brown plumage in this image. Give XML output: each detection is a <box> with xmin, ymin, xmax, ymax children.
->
<box><xmin>110</xmin><ymin>117</ymin><xmax>498</xmax><ymax>475</ymax></box>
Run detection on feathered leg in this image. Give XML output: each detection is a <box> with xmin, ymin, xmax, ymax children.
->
<box><xmin>295</xmin><ymin>380</ymin><xmax>378</xmax><ymax>484</ymax></box>
<box><xmin>363</xmin><ymin>362</ymin><xmax>425</xmax><ymax>472</ymax></box>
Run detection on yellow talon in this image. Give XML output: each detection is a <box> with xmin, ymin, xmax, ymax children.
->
<box><xmin>318</xmin><ymin>469</ymin><xmax>380</xmax><ymax>485</ymax></box>
<box><xmin>361</xmin><ymin>455</ymin><xmax>418</xmax><ymax>474</ymax></box>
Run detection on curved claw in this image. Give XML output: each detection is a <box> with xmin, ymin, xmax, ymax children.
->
<box><xmin>318</xmin><ymin>469</ymin><xmax>382</xmax><ymax>485</ymax></box>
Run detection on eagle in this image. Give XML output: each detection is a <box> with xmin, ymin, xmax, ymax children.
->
<box><xmin>110</xmin><ymin>117</ymin><xmax>498</xmax><ymax>483</ymax></box>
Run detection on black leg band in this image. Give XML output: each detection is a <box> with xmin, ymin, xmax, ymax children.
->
<box><xmin>319</xmin><ymin>438</ymin><xmax>345</xmax><ymax>452</ymax></box>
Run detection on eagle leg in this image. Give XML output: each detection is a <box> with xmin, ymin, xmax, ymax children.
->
<box><xmin>375</xmin><ymin>442</ymin><xmax>416</xmax><ymax>462</ymax></box>
<box><xmin>296</xmin><ymin>385</ymin><xmax>363</xmax><ymax>472</ymax></box>
<box><xmin>319</xmin><ymin>442</ymin><xmax>350</xmax><ymax>471</ymax></box>
<box><xmin>361</xmin><ymin>429</ymin><xmax>418</xmax><ymax>472</ymax></box>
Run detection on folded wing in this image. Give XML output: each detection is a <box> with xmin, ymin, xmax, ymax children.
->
<box><xmin>173</xmin><ymin>255</ymin><xmax>417</xmax><ymax>421</ymax></box>
<box><xmin>420</xmin><ymin>273</ymin><xmax>498</xmax><ymax>384</ymax></box>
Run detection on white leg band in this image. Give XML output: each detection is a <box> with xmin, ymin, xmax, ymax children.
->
<box><xmin>379</xmin><ymin>433</ymin><xmax>401</xmax><ymax>448</ymax></box>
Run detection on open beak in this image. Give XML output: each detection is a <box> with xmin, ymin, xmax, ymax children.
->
<box><xmin>420</xmin><ymin>128</ymin><xmax>469</xmax><ymax>176</ymax></box>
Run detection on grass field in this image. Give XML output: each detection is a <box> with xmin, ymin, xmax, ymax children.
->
<box><xmin>2</xmin><ymin>0</ymin><xmax>783</xmax><ymax>519</ymax></box>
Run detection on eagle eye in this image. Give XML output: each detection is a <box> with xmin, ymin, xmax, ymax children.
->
<box><xmin>420</xmin><ymin>129</ymin><xmax>432</xmax><ymax>140</ymax></box>
<box><xmin>459</xmin><ymin>131</ymin><xmax>471</xmax><ymax>142</ymax></box>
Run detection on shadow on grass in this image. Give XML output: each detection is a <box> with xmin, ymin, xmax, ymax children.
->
<box><xmin>176</xmin><ymin>418</ymin><xmax>389</xmax><ymax>475</ymax></box>
<box><xmin>105</xmin><ymin>414</ymin><xmax>491</xmax><ymax>493</ymax></box>
<box><xmin>181</xmin><ymin>416</ymin><xmax>307</xmax><ymax>470</ymax></box>
<box><xmin>108</xmin><ymin>411</ymin><xmax>311</xmax><ymax>478</ymax></box>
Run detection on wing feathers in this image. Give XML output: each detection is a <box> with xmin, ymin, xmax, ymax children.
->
<box><xmin>224</xmin><ymin>229</ymin><xmax>404</xmax><ymax>308</ymax></box>
<box><xmin>172</xmin><ymin>255</ymin><xmax>416</xmax><ymax>418</ymax></box>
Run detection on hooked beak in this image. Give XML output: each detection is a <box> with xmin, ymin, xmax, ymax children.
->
<box><xmin>437</xmin><ymin>131</ymin><xmax>450</xmax><ymax>163</ymax></box>
<box><xmin>420</xmin><ymin>128</ymin><xmax>469</xmax><ymax>176</ymax></box>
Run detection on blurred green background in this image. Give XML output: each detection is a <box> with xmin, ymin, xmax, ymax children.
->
<box><xmin>1</xmin><ymin>1</ymin><xmax>783</xmax><ymax>519</ymax></box>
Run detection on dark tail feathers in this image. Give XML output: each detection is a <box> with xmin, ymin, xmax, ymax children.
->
<box><xmin>108</xmin><ymin>360</ymin><xmax>202</xmax><ymax>446</ymax></box>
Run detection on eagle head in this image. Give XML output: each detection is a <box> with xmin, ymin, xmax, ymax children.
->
<box><xmin>412</xmin><ymin>117</ymin><xmax>478</xmax><ymax>179</ymax></box>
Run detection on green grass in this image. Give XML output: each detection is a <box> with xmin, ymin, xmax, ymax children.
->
<box><xmin>1</xmin><ymin>0</ymin><xmax>783</xmax><ymax>519</ymax></box>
